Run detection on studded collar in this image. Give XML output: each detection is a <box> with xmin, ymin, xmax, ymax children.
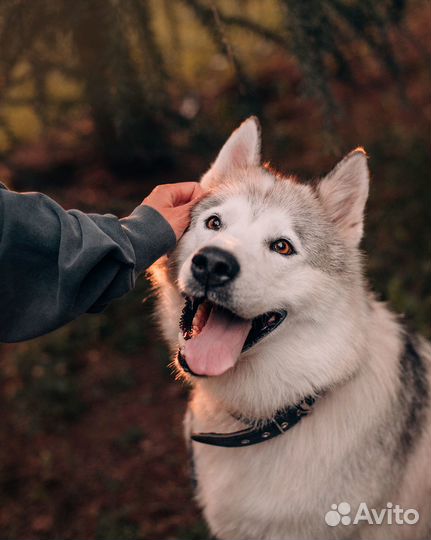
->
<box><xmin>191</xmin><ymin>395</ymin><xmax>317</xmax><ymax>448</ymax></box>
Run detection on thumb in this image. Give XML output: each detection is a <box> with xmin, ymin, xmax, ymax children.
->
<box><xmin>182</xmin><ymin>192</ymin><xmax>206</xmax><ymax>209</ymax></box>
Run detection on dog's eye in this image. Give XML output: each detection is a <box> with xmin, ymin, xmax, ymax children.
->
<box><xmin>205</xmin><ymin>215</ymin><xmax>222</xmax><ymax>231</ymax></box>
<box><xmin>270</xmin><ymin>239</ymin><xmax>295</xmax><ymax>256</ymax></box>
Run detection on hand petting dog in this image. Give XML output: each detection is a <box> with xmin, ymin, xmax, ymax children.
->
<box><xmin>144</xmin><ymin>182</ymin><xmax>205</xmax><ymax>240</ymax></box>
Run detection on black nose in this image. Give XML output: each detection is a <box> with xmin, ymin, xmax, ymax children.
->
<box><xmin>191</xmin><ymin>247</ymin><xmax>240</xmax><ymax>288</ymax></box>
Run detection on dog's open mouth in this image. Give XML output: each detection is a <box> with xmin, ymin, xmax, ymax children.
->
<box><xmin>178</xmin><ymin>297</ymin><xmax>286</xmax><ymax>377</ymax></box>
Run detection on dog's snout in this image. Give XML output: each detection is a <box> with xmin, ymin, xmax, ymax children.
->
<box><xmin>191</xmin><ymin>247</ymin><xmax>240</xmax><ymax>288</ymax></box>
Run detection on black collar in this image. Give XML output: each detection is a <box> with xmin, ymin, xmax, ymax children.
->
<box><xmin>190</xmin><ymin>333</ymin><xmax>421</xmax><ymax>448</ymax></box>
<box><xmin>191</xmin><ymin>395</ymin><xmax>317</xmax><ymax>448</ymax></box>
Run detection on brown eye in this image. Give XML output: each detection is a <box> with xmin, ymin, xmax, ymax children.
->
<box><xmin>205</xmin><ymin>215</ymin><xmax>221</xmax><ymax>230</ymax></box>
<box><xmin>271</xmin><ymin>239</ymin><xmax>295</xmax><ymax>256</ymax></box>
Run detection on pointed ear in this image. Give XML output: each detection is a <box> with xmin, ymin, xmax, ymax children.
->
<box><xmin>201</xmin><ymin>117</ymin><xmax>261</xmax><ymax>189</ymax></box>
<box><xmin>317</xmin><ymin>148</ymin><xmax>369</xmax><ymax>247</ymax></box>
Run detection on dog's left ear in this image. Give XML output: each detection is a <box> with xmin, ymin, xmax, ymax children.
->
<box><xmin>318</xmin><ymin>148</ymin><xmax>369</xmax><ymax>247</ymax></box>
<box><xmin>201</xmin><ymin>116</ymin><xmax>261</xmax><ymax>188</ymax></box>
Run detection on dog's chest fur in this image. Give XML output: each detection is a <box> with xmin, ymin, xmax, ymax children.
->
<box><xmin>185</xmin><ymin>316</ymin><xmax>431</xmax><ymax>540</ymax></box>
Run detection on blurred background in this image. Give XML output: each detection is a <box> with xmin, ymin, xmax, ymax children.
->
<box><xmin>0</xmin><ymin>0</ymin><xmax>429</xmax><ymax>538</ymax></box>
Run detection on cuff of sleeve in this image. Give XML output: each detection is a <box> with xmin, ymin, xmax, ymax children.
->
<box><xmin>120</xmin><ymin>204</ymin><xmax>176</xmax><ymax>273</ymax></box>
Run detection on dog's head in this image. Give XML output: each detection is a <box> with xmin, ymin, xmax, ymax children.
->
<box><xmin>152</xmin><ymin>117</ymin><xmax>369</xmax><ymax>390</ymax></box>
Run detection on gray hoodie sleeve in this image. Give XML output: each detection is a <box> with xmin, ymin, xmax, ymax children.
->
<box><xmin>0</xmin><ymin>184</ymin><xmax>176</xmax><ymax>343</ymax></box>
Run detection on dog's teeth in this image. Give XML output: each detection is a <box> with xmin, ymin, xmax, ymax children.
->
<box><xmin>192</xmin><ymin>302</ymin><xmax>211</xmax><ymax>335</ymax></box>
<box><xmin>178</xmin><ymin>332</ymin><xmax>186</xmax><ymax>347</ymax></box>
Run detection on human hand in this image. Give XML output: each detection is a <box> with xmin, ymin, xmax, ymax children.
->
<box><xmin>143</xmin><ymin>182</ymin><xmax>205</xmax><ymax>240</ymax></box>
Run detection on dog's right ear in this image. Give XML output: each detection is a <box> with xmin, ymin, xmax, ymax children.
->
<box><xmin>201</xmin><ymin>117</ymin><xmax>261</xmax><ymax>189</ymax></box>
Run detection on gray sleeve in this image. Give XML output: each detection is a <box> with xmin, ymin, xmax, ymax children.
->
<box><xmin>0</xmin><ymin>185</ymin><xmax>176</xmax><ymax>343</ymax></box>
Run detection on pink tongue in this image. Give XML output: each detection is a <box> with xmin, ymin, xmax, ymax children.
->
<box><xmin>183</xmin><ymin>306</ymin><xmax>252</xmax><ymax>377</ymax></box>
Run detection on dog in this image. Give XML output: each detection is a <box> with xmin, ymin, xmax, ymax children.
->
<box><xmin>150</xmin><ymin>117</ymin><xmax>430</xmax><ymax>540</ymax></box>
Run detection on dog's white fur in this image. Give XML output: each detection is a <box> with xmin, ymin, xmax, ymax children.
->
<box><xmin>150</xmin><ymin>118</ymin><xmax>431</xmax><ymax>539</ymax></box>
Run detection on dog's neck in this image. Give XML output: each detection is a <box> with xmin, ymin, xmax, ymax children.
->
<box><xmin>193</xmin><ymin>292</ymin><xmax>397</xmax><ymax>421</ymax></box>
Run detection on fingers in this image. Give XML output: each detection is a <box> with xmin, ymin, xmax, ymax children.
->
<box><xmin>143</xmin><ymin>182</ymin><xmax>205</xmax><ymax>208</ymax></box>
<box><xmin>167</xmin><ymin>193</ymin><xmax>206</xmax><ymax>240</ymax></box>
<box><xmin>183</xmin><ymin>191</ymin><xmax>206</xmax><ymax>208</ymax></box>
<box><xmin>142</xmin><ymin>181</ymin><xmax>207</xmax><ymax>240</ymax></box>
<box><xmin>166</xmin><ymin>182</ymin><xmax>205</xmax><ymax>206</ymax></box>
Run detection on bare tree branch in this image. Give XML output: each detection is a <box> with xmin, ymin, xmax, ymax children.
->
<box><xmin>180</xmin><ymin>0</ymin><xmax>253</xmax><ymax>96</ymax></box>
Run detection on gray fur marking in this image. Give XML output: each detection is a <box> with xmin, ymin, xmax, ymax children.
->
<box><xmin>396</xmin><ymin>334</ymin><xmax>430</xmax><ymax>461</ymax></box>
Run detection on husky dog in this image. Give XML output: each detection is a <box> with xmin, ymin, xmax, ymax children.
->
<box><xmin>150</xmin><ymin>118</ymin><xmax>430</xmax><ymax>540</ymax></box>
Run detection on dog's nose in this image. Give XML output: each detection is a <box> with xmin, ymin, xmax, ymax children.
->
<box><xmin>191</xmin><ymin>247</ymin><xmax>240</xmax><ymax>288</ymax></box>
